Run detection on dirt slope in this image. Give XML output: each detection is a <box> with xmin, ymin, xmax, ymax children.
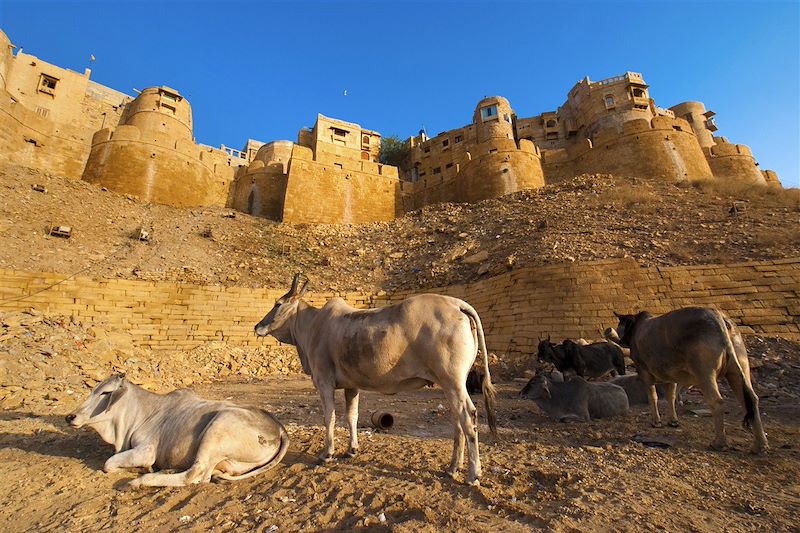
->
<box><xmin>1</xmin><ymin>164</ymin><xmax>797</xmax><ymax>292</ymax></box>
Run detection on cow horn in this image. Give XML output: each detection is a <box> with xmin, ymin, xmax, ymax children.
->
<box><xmin>289</xmin><ymin>273</ymin><xmax>301</xmax><ymax>295</ymax></box>
<box><xmin>298</xmin><ymin>276</ymin><xmax>310</xmax><ymax>296</ymax></box>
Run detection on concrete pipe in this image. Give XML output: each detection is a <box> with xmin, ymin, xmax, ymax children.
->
<box><xmin>370</xmin><ymin>411</ymin><xmax>394</xmax><ymax>431</ymax></box>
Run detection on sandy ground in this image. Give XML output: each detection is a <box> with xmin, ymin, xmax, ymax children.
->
<box><xmin>1</xmin><ymin>374</ymin><xmax>798</xmax><ymax>532</ymax></box>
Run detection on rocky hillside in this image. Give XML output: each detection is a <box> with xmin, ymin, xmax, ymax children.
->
<box><xmin>0</xmin><ymin>163</ymin><xmax>797</xmax><ymax>292</ymax></box>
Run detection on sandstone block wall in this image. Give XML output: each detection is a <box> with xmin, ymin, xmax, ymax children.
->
<box><xmin>1</xmin><ymin>258</ymin><xmax>797</xmax><ymax>364</ymax></box>
<box><xmin>0</xmin><ymin>269</ymin><xmax>378</xmax><ymax>352</ymax></box>
<box><xmin>281</xmin><ymin>145</ymin><xmax>400</xmax><ymax>224</ymax></box>
<box><xmin>381</xmin><ymin>257</ymin><xmax>800</xmax><ymax>357</ymax></box>
<box><xmin>543</xmin><ymin>116</ymin><xmax>714</xmax><ymax>183</ymax></box>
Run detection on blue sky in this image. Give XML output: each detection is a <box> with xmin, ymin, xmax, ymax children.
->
<box><xmin>2</xmin><ymin>0</ymin><xmax>798</xmax><ymax>187</ymax></box>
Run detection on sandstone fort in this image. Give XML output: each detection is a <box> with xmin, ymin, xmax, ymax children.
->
<box><xmin>0</xmin><ymin>28</ymin><xmax>782</xmax><ymax>227</ymax></box>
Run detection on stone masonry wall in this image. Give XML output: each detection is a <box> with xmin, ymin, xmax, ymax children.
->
<box><xmin>1</xmin><ymin>258</ymin><xmax>797</xmax><ymax>362</ymax></box>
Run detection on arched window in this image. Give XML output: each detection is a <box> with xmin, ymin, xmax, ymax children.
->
<box><xmin>604</xmin><ymin>95</ymin><xmax>615</xmax><ymax>109</ymax></box>
<box><xmin>362</xmin><ymin>135</ymin><xmax>370</xmax><ymax>145</ymax></box>
<box><xmin>361</xmin><ymin>151</ymin><xmax>370</xmax><ymax>160</ymax></box>
<box><xmin>546</xmin><ymin>119</ymin><xmax>557</xmax><ymax>128</ymax></box>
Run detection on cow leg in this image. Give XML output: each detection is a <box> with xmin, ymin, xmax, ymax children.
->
<box><xmin>444</xmin><ymin>385</ymin><xmax>481</xmax><ymax>486</ymax></box>
<box><xmin>725</xmin><ymin>369</ymin><xmax>768</xmax><ymax>454</ymax></box>
<box><xmin>700</xmin><ymin>378</ymin><xmax>727</xmax><ymax>450</ymax></box>
<box><xmin>445</xmin><ymin>405</ymin><xmax>465</xmax><ymax>478</ymax></box>
<box><xmin>103</xmin><ymin>444</ymin><xmax>156</xmax><ymax>473</ymax></box>
<box><xmin>664</xmin><ymin>383</ymin><xmax>680</xmax><ymax>427</ymax></box>
<box><xmin>645</xmin><ymin>383</ymin><xmax>662</xmax><ymax>427</ymax></box>
<box><xmin>131</xmin><ymin>461</ymin><xmax>213</xmax><ymax>488</ymax></box>
<box><xmin>343</xmin><ymin>388</ymin><xmax>360</xmax><ymax>458</ymax></box>
<box><xmin>317</xmin><ymin>383</ymin><xmax>336</xmax><ymax>462</ymax></box>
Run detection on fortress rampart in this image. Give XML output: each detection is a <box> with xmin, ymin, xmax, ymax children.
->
<box><xmin>541</xmin><ymin>116</ymin><xmax>714</xmax><ymax>182</ymax></box>
<box><xmin>0</xmin><ymin>28</ymin><xmax>785</xmax><ymax>226</ymax></box>
<box><xmin>81</xmin><ymin>87</ymin><xmax>242</xmax><ymax>207</ymax></box>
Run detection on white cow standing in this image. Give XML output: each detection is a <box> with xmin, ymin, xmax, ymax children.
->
<box><xmin>255</xmin><ymin>274</ymin><xmax>498</xmax><ymax>486</ymax></box>
<box><xmin>66</xmin><ymin>374</ymin><xmax>289</xmax><ymax>487</ymax></box>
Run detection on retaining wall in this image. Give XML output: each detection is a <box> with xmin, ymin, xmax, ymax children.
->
<box><xmin>1</xmin><ymin>257</ymin><xmax>797</xmax><ymax>358</ymax></box>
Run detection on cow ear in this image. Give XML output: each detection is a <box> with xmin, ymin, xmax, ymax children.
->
<box><xmin>104</xmin><ymin>381</ymin><xmax>127</xmax><ymax>412</ymax></box>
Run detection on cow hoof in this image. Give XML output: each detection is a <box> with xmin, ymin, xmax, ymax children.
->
<box><xmin>668</xmin><ymin>420</ymin><xmax>680</xmax><ymax>428</ymax></box>
<box><xmin>343</xmin><ymin>448</ymin><xmax>358</xmax><ymax>458</ymax></box>
<box><xmin>445</xmin><ymin>468</ymin><xmax>458</xmax><ymax>479</ymax></box>
<box><xmin>709</xmin><ymin>442</ymin><xmax>729</xmax><ymax>451</ymax></box>
<box><xmin>466</xmin><ymin>478</ymin><xmax>480</xmax><ymax>487</ymax></box>
<box><xmin>651</xmin><ymin>421</ymin><xmax>663</xmax><ymax>428</ymax></box>
<box><xmin>316</xmin><ymin>454</ymin><xmax>333</xmax><ymax>464</ymax></box>
<box><xmin>750</xmin><ymin>443</ymin><xmax>768</xmax><ymax>455</ymax></box>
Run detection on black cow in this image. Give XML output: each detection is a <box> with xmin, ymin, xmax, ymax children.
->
<box><xmin>537</xmin><ymin>338</ymin><xmax>626</xmax><ymax>379</ymax></box>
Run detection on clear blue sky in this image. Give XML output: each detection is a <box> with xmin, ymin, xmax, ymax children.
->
<box><xmin>2</xmin><ymin>0</ymin><xmax>798</xmax><ymax>187</ymax></box>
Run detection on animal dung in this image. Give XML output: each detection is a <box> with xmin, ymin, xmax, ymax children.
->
<box><xmin>370</xmin><ymin>411</ymin><xmax>394</xmax><ymax>431</ymax></box>
<box><xmin>31</xmin><ymin>184</ymin><xmax>47</xmax><ymax>193</ymax></box>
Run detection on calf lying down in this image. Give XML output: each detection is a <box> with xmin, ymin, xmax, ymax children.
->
<box><xmin>66</xmin><ymin>374</ymin><xmax>289</xmax><ymax>487</ymax></box>
<box><xmin>520</xmin><ymin>374</ymin><xmax>629</xmax><ymax>422</ymax></box>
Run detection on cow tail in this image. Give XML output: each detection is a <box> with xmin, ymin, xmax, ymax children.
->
<box><xmin>460</xmin><ymin>302</ymin><xmax>498</xmax><ymax>441</ymax></box>
<box><xmin>719</xmin><ymin>313</ymin><xmax>757</xmax><ymax>430</ymax></box>
<box><xmin>213</xmin><ymin>421</ymin><xmax>290</xmax><ymax>482</ymax></box>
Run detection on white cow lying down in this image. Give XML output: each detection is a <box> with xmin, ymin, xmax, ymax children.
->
<box><xmin>66</xmin><ymin>374</ymin><xmax>289</xmax><ymax>487</ymax></box>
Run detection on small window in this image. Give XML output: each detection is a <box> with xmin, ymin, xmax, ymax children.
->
<box><xmin>332</xmin><ymin>127</ymin><xmax>348</xmax><ymax>137</ymax></box>
<box><xmin>442</xmin><ymin>139</ymin><xmax>449</xmax><ymax>148</ymax></box>
<box><xmin>35</xmin><ymin>106</ymin><xmax>49</xmax><ymax>118</ymax></box>
<box><xmin>361</xmin><ymin>151</ymin><xmax>370</xmax><ymax>160</ymax></box>
<box><xmin>433</xmin><ymin>167</ymin><xmax>441</xmax><ymax>174</ymax></box>
<box><xmin>423</xmin><ymin>146</ymin><xmax>431</xmax><ymax>153</ymax></box>
<box><xmin>419</xmin><ymin>171</ymin><xmax>426</xmax><ymax>177</ymax></box>
<box><xmin>161</xmin><ymin>104</ymin><xmax>176</xmax><ymax>114</ymax></box>
<box><xmin>454</xmin><ymin>135</ymin><xmax>463</xmax><ymax>143</ymax></box>
<box><xmin>445</xmin><ymin>162</ymin><xmax>453</xmax><ymax>169</ymax></box>
<box><xmin>334</xmin><ymin>162</ymin><xmax>343</xmax><ymax>169</ymax></box>
<box><xmin>632</xmin><ymin>88</ymin><xmax>645</xmax><ymax>98</ymax></box>
<box><xmin>604</xmin><ymin>95</ymin><xmax>615</xmax><ymax>109</ymax></box>
<box><xmin>480</xmin><ymin>105</ymin><xmax>497</xmax><ymax>120</ymax></box>
<box><xmin>546</xmin><ymin>119</ymin><xmax>557</xmax><ymax>128</ymax></box>
<box><xmin>504</xmin><ymin>113</ymin><xmax>512</xmax><ymax>123</ymax></box>
<box><xmin>489</xmin><ymin>148</ymin><xmax>498</xmax><ymax>154</ymax></box>
<box><xmin>362</xmin><ymin>134</ymin><xmax>370</xmax><ymax>145</ymax></box>
<box><xmin>161</xmin><ymin>92</ymin><xmax>178</xmax><ymax>102</ymax></box>
<box><xmin>39</xmin><ymin>74</ymin><xmax>58</xmax><ymax>94</ymax></box>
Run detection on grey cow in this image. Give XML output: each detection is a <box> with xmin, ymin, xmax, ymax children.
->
<box><xmin>254</xmin><ymin>274</ymin><xmax>497</xmax><ymax>486</ymax></box>
<box><xmin>519</xmin><ymin>373</ymin><xmax>629</xmax><ymax>422</ymax></box>
<box><xmin>614</xmin><ymin>306</ymin><xmax>768</xmax><ymax>453</ymax></box>
<box><xmin>66</xmin><ymin>374</ymin><xmax>289</xmax><ymax>487</ymax></box>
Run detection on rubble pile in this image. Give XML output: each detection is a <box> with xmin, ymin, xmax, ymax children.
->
<box><xmin>0</xmin><ymin>309</ymin><xmax>301</xmax><ymax>411</ymax></box>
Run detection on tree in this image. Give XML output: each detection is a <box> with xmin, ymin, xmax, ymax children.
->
<box><xmin>379</xmin><ymin>135</ymin><xmax>410</xmax><ymax>168</ymax></box>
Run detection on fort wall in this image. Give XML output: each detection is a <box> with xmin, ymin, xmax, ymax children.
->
<box><xmin>81</xmin><ymin>87</ymin><xmax>241</xmax><ymax>207</ymax></box>
<box><xmin>229</xmin><ymin>141</ymin><xmax>294</xmax><ymax>219</ymax></box>
<box><xmin>705</xmin><ymin>138</ymin><xmax>766</xmax><ymax>184</ymax></box>
<box><xmin>0</xmin><ymin>30</ymin><xmax>129</xmax><ymax>178</ymax></box>
<box><xmin>542</xmin><ymin>116</ymin><xmax>714</xmax><ymax>182</ymax></box>
<box><xmin>281</xmin><ymin>144</ymin><xmax>400</xmax><ymax>224</ymax></box>
<box><xmin>1</xmin><ymin>258</ymin><xmax>797</xmax><ymax>357</ymax></box>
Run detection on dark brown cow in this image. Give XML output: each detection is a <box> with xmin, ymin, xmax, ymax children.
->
<box><xmin>614</xmin><ymin>307</ymin><xmax>768</xmax><ymax>453</ymax></box>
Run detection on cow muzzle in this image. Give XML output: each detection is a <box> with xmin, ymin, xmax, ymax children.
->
<box><xmin>65</xmin><ymin>413</ymin><xmax>81</xmax><ymax>427</ymax></box>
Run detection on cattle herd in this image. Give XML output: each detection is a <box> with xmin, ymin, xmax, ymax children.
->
<box><xmin>67</xmin><ymin>274</ymin><xmax>769</xmax><ymax>489</ymax></box>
